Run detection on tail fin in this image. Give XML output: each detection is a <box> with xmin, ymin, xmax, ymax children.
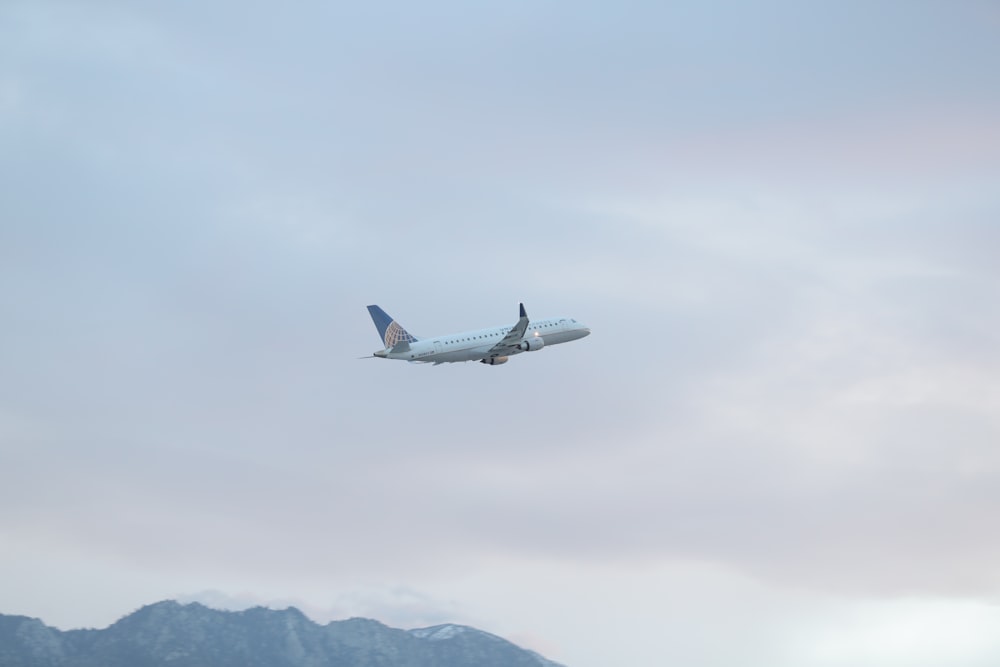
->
<box><xmin>366</xmin><ymin>305</ymin><xmax>419</xmax><ymax>348</ymax></box>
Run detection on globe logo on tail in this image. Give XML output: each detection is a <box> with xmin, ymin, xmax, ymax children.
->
<box><xmin>385</xmin><ymin>321</ymin><xmax>417</xmax><ymax>348</ymax></box>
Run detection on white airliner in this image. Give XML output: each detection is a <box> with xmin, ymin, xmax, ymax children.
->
<box><xmin>366</xmin><ymin>303</ymin><xmax>590</xmax><ymax>365</ymax></box>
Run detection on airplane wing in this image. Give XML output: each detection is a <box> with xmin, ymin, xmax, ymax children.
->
<box><xmin>486</xmin><ymin>303</ymin><xmax>529</xmax><ymax>357</ymax></box>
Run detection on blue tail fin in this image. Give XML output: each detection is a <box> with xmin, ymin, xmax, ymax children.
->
<box><xmin>366</xmin><ymin>305</ymin><xmax>418</xmax><ymax>348</ymax></box>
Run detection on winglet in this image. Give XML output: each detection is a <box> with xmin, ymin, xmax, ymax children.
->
<box><xmin>519</xmin><ymin>302</ymin><xmax>527</xmax><ymax>318</ymax></box>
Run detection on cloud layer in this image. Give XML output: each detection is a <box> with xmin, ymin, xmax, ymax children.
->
<box><xmin>2</xmin><ymin>2</ymin><xmax>999</xmax><ymax>666</ymax></box>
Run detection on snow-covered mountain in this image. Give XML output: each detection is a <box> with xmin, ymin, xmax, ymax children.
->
<box><xmin>0</xmin><ymin>600</ymin><xmax>566</xmax><ymax>667</ymax></box>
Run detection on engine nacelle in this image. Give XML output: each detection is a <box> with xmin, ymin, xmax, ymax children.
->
<box><xmin>516</xmin><ymin>336</ymin><xmax>545</xmax><ymax>352</ymax></box>
<box><xmin>481</xmin><ymin>356</ymin><xmax>509</xmax><ymax>365</ymax></box>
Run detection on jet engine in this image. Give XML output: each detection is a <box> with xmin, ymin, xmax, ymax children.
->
<box><xmin>481</xmin><ymin>356</ymin><xmax>509</xmax><ymax>365</ymax></box>
<box><xmin>516</xmin><ymin>337</ymin><xmax>545</xmax><ymax>352</ymax></box>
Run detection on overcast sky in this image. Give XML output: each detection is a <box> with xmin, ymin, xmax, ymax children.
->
<box><xmin>2</xmin><ymin>2</ymin><xmax>999</xmax><ymax>666</ymax></box>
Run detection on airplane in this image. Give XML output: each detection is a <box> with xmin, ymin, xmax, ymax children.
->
<box><xmin>366</xmin><ymin>303</ymin><xmax>590</xmax><ymax>365</ymax></box>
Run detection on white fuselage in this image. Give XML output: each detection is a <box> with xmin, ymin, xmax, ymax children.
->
<box><xmin>381</xmin><ymin>317</ymin><xmax>590</xmax><ymax>363</ymax></box>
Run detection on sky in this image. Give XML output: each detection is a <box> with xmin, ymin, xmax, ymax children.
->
<box><xmin>1</xmin><ymin>1</ymin><xmax>999</xmax><ymax>665</ymax></box>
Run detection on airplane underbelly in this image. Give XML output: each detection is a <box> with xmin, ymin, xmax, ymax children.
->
<box><xmin>545</xmin><ymin>330</ymin><xmax>583</xmax><ymax>345</ymax></box>
<box><xmin>465</xmin><ymin>346</ymin><xmax>494</xmax><ymax>361</ymax></box>
<box><xmin>437</xmin><ymin>350</ymin><xmax>467</xmax><ymax>362</ymax></box>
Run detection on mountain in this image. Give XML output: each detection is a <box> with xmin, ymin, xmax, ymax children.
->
<box><xmin>0</xmin><ymin>601</ymin><xmax>565</xmax><ymax>667</ymax></box>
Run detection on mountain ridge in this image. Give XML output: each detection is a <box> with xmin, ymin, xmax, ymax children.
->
<box><xmin>0</xmin><ymin>600</ymin><xmax>565</xmax><ymax>667</ymax></box>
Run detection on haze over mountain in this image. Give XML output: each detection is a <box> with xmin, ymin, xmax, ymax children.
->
<box><xmin>0</xmin><ymin>600</ymin><xmax>563</xmax><ymax>667</ymax></box>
